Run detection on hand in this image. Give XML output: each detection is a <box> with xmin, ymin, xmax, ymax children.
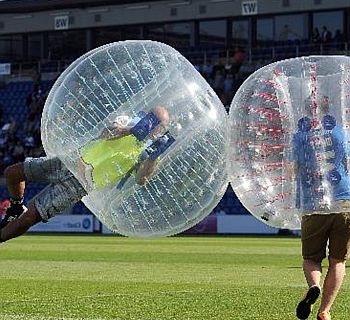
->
<box><xmin>135</xmin><ymin>159</ymin><xmax>157</xmax><ymax>185</ymax></box>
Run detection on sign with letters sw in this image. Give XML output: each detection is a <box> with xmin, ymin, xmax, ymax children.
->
<box><xmin>54</xmin><ymin>16</ymin><xmax>69</xmax><ymax>30</ymax></box>
<box><xmin>0</xmin><ymin>63</ymin><xmax>11</xmax><ymax>75</ymax></box>
<box><xmin>241</xmin><ymin>0</ymin><xmax>258</xmax><ymax>16</ymax></box>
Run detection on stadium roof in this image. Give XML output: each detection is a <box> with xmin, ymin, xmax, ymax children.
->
<box><xmin>0</xmin><ymin>0</ymin><xmax>166</xmax><ymax>13</ymax></box>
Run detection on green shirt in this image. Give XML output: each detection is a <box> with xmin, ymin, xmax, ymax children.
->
<box><xmin>81</xmin><ymin>135</ymin><xmax>143</xmax><ymax>189</ymax></box>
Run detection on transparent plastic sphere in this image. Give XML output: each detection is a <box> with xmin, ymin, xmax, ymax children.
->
<box><xmin>42</xmin><ymin>40</ymin><xmax>228</xmax><ymax>238</ymax></box>
<box><xmin>229</xmin><ymin>56</ymin><xmax>350</xmax><ymax>229</ymax></box>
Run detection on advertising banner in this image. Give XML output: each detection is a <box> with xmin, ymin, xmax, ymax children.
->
<box><xmin>182</xmin><ymin>215</ymin><xmax>217</xmax><ymax>234</ymax></box>
<box><xmin>101</xmin><ymin>215</ymin><xmax>280</xmax><ymax>235</ymax></box>
<box><xmin>101</xmin><ymin>224</ymin><xmax>115</xmax><ymax>235</ymax></box>
<box><xmin>217</xmin><ymin>215</ymin><xmax>279</xmax><ymax>234</ymax></box>
<box><xmin>29</xmin><ymin>215</ymin><xmax>93</xmax><ymax>233</ymax></box>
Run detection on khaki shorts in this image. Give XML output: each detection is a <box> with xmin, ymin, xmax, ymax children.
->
<box><xmin>24</xmin><ymin>157</ymin><xmax>87</xmax><ymax>222</ymax></box>
<box><xmin>301</xmin><ymin>207</ymin><xmax>350</xmax><ymax>262</ymax></box>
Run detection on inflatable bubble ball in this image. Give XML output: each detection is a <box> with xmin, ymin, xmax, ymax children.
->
<box><xmin>229</xmin><ymin>56</ymin><xmax>350</xmax><ymax>229</ymax></box>
<box><xmin>41</xmin><ymin>40</ymin><xmax>229</xmax><ymax>238</ymax></box>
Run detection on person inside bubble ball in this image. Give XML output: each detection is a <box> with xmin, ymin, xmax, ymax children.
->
<box><xmin>0</xmin><ymin>106</ymin><xmax>174</xmax><ymax>244</ymax></box>
<box><xmin>78</xmin><ymin>105</ymin><xmax>172</xmax><ymax>190</ymax></box>
<box><xmin>293</xmin><ymin>96</ymin><xmax>350</xmax><ymax>320</ymax></box>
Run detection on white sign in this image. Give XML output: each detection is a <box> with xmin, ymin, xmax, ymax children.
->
<box><xmin>242</xmin><ymin>0</ymin><xmax>258</xmax><ymax>15</ymax></box>
<box><xmin>29</xmin><ymin>215</ymin><xmax>93</xmax><ymax>233</ymax></box>
<box><xmin>0</xmin><ymin>63</ymin><xmax>11</xmax><ymax>75</ymax></box>
<box><xmin>54</xmin><ymin>16</ymin><xmax>69</xmax><ymax>30</ymax></box>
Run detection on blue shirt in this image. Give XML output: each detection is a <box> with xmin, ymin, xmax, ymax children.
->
<box><xmin>292</xmin><ymin>115</ymin><xmax>350</xmax><ymax>211</ymax></box>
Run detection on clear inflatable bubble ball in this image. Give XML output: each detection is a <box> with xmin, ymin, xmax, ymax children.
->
<box><xmin>41</xmin><ymin>40</ymin><xmax>228</xmax><ymax>238</ymax></box>
<box><xmin>229</xmin><ymin>56</ymin><xmax>350</xmax><ymax>229</ymax></box>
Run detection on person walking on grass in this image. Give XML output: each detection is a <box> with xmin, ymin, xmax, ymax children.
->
<box><xmin>293</xmin><ymin>96</ymin><xmax>350</xmax><ymax>320</ymax></box>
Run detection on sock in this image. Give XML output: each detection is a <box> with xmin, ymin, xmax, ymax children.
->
<box><xmin>10</xmin><ymin>197</ymin><xmax>24</xmax><ymax>206</ymax></box>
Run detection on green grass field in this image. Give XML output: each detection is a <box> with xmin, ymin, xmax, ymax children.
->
<box><xmin>0</xmin><ymin>235</ymin><xmax>349</xmax><ymax>320</ymax></box>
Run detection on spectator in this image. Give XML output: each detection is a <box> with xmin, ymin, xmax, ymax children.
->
<box><xmin>279</xmin><ymin>24</ymin><xmax>300</xmax><ymax>42</ymax></box>
<box><xmin>32</xmin><ymin>128</ymin><xmax>42</xmax><ymax>148</ymax></box>
<box><xmin>333</xmin><ymin>29</ymin><xmax>343</xmax><ymax>43</ymax></box>
<box><xmin>224</xmin><ymin>60</ymin><xmax>234</xmax><ymax>76</ymax></box>
<box><xmin>11</xmin><ymin>140</ymin><xmax>25</xmax><ymax>163</ymax></box>
<box><xmin>28</xmin><ymin>97</ymin><xmax>41</xmax><ymax>118</ymax></box>
<box><xmin>2</xmin><ymin>152</ymin><xmax>13</xmax><ymax>167</ymax></box>
<box><xmin>0</xmin><ymin>132</ymin><xmax>9</xmax><ymax>148</ymax></box>
<box><xmin>231</xmin><ymin>47</ymin><xmax>245</xmax><ymax>74</ymax></box>
<box><xmin>211</xmin><ymin>55</ymin><xmax>225</xmax><ymax>78</ymax></box>
<box><xmin>23</xmin><ymin>134</ymin><xmax>36</xmax><ymax>151</ymax></box>
<box><xmin>24</xmin><ymin>113</ymin><xmax>41</xmax><ymax>134</ymax></box>
<box><xmin>223</xmin><ymin>73</ymin><xmax>234</xmax><ymax>109</ymax></box>
<box><xmin>333</xmin><ymin>29</ymin><xmax>344</xmax><ymax>50</ymax></box>
<box><xmin>26</xmin><ymin>84</ymin><xmax>43</xmax><ymax>109</ymax></box>
<box><xmin>1</xmin><ymin>117</ymin><xmax>17</xmax><ymax>136</ymax></box>
<box><xmin>321</xmin><ymin>26</ymin><xmax>332</xmax><ymax>43</ymax></box>
<box><xmin>0</xmin><ymin>199</ymin><xmax>10</xmax><ymax>218</ymax></box>
<box><xmin>32</xmin><ymin>68</ymin><xmax>41</xmax><ymax>87</ymax></box>
<box><xmin>312</xmin><ymin>28</ymin><xmax>321</xmax><ymax>44</ymax></box>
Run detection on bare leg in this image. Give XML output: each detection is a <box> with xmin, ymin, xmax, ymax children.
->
<box><xmin>296</xmin><ymin>259</ymin><xmax>322</xmax><ymax>319</ymax></box>
<box><xmin>303</xmin><ymin>258</ymin><xmax>322</xmax><ymax>288</ymax></box>
<box><xmin>0</xmin><ymin>163</ymin><xmax>29</xmax><ymax>230</ymax></box>
<box><xmin>319</xmin><ymin>257</ymin><xmax>346</xmax><ymax>313</ymax></box>
<box><xmin>4</xmin><ymin>163</ymin><xmax>26</xmax><ymax>199</ymax></box>
<box><xmin>0</xmin><ymin>162</ymin><xmax>42</xmax><ymax>242</ymax></box>
<box><xmin>0</xmin><ymin>204</ymin><xmax>42</xmax><ymax>242</ymax></box>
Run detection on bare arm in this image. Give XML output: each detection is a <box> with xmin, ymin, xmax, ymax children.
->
<box><xmin>99</xmin><ymin>123</ymin><xmax>131</xmax><ymax>140</ymax></box>
<box><xmin>135</xmin><ymin>159</ymin><xmax>157</xmax><ymax>185</ymax></box>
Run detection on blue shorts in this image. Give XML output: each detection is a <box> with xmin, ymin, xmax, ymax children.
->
<box><xmin>23</xmin><ymin>157</ymin><xmax>87</xmax><ymax>221</ymax></box>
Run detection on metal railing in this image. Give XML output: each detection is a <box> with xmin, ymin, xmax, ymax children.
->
<box><xmin>1</xmin><ymin>41</ymin><xmax>349</xmax><ymax>79</ymax></box>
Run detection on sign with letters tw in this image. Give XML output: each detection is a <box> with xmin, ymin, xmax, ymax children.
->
<box><xmin>241</xmin><ymin>0</ymin><xmax>258</xmax><ymax>15</ymax></box>
<box><xmin>54</xmin><ymin>16</ymin><xmax>69</xmax><ymax>30</ymax></box>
